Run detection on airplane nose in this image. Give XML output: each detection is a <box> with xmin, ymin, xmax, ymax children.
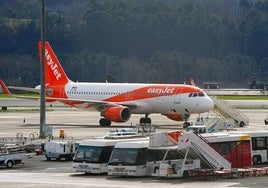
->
<box><xmin>206</xmin><ymin>96</ymin><xmax>214</xmax><ymax>110</ymax></box>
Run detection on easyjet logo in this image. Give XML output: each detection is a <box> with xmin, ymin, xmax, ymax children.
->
<box><xmin>45</xmin><ymin>49</ymin><xmax>61</xmax><ymax>80</ymax></box>
<box><xmin>147</xmin><ymin>87</ymin><xmax>175</xmax><ymax>95</ymax></box>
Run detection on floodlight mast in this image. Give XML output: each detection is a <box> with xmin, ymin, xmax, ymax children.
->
<box><xmin>40</xmin><ymin>0</ymin><xmax>46</xmax><ymax>139</ymax></box>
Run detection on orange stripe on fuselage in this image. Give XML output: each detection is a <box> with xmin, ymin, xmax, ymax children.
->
<box><xmin>103</xmin><ymin>84</ymin><xmax>202</xmax><ymax>102</ymax></box>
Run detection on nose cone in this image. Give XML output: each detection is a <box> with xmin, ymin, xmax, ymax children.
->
<box><xmin>205</xmin><ymin>96</ymin><xmax>214</xmax><ymax>111</ymax></box>
<box><xmin>196</xmin><ymin>95</ymin><xmax>214</xmax><ymax>113</ymax></box>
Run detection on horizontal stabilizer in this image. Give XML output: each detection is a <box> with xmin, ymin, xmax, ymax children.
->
<box><xmin>7</xmin><ymin>86</ymin><xmax>41</xmax><ymax>93</ymax></box>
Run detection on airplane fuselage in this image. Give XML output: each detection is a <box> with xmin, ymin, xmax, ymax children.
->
<box><xmin>46</xmin><ymin>82</ymin><xmax>214</xmax><ymax>115</ymax></box>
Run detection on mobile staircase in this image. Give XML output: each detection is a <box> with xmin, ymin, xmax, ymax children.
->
<box><xmin>211</xmin><ymin>96</ymin><xmax>249</xmax><ymax>127</ymax></box>
<box><xmin>149</xmin><ymin>131</ymin><xmax>231</xmax><ymax>170</ymax></box>
<box><xmin>186</xmin><ymin>117</ymin><xmax>235</xmax><ymax>134</ymax></box>
<box><xmin>205</xmin><ymin>118</ymin><xmax>235</xmax><ymax>132</ymax></box>
<box><xmin>177</xmin><ymin>132</ymin><xmax>231</xmax><ymax>170</ymax></box>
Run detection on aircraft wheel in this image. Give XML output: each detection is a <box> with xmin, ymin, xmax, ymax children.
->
<box><xmin>140</xmin><ymin>117</ymin><xmax>146</xmax><ymax>124</ymax></box>
<box><xmin>183</xmin><ymin>122</ymin><xmax>190</xmax><ymax>128</ymax></box>
<box><xmin>239</xmin><ymin>121</ymin><xmax>245</xmax><ymax>127</ymax></box>
<box><xmin>146</xmin><ymin>118</ymin><xmax>151</xmax><ymax>124</ymax></box>
<box><xmin>99</xmin><ymin>118</ymin><xmax>111</xmax><ymax>127</ymax></box>
<box><xmin>105</xmin><ymin>119</ymin><xmax>111</xmax><ymax>126</ymax></box>
<box><xmin>140</xmin><ymin>117</ymin><xmax>151</xmax><ymax>124</ymax></box>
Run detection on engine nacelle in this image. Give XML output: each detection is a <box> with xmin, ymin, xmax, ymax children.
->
<box><xmin>101</xmin><ymin>106</ymin><xmax>131</xmax><ymax>122</ymax></box>
<box><xmin>163</xmin><ymin>113</ymin><xmax>190</xmax><ymax>122</ymax></box>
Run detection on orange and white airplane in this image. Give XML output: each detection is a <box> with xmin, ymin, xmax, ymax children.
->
<box><xmin>1</xmin><ymin>41</ymin><xmax>214</xmax><ymax>127</ymax></box>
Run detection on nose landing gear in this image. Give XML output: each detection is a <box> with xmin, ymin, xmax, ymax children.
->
<box><xmin>139</xmin><ymin>114</ymin><xmax>151</xmax><ymax>124</ymax></box>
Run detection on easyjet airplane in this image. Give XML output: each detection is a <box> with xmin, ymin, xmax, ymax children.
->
<box><xmin>0</xmin><ymin>41</ymin><xmax>214</xmax><ymax>127</ymax></box>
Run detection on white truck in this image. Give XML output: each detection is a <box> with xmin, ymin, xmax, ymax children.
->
<box><xmin>44</xmin><ymin>140</ymin><xmax>76</xmax><ymax>161</ymax></box>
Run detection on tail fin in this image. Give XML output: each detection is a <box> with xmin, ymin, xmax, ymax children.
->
<box><xmin>37</xmin><ymin>41</ymin><xmax>70</xmax><ymax>85</ymax></box>
<box><xmin>190</xmin><ymin>78</ymin><xmax>195</xmax><ymax>86</ymax></box>
<box><xmin>0</xmin><ymin>79</ymin><xmax>11</xmax><ymax>95</ymax></box>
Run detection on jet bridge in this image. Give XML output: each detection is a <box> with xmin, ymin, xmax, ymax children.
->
<box><xmin>211</xmin><ymin>96</ymin><xmax>249</xmax><ymax>127</ymax></box>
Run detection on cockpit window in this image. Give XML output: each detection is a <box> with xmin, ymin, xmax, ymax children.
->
<box><xmin>198</xmin><ymin>92</ymin><xmax>205</xmax><ymax>97</ymax></box>
<box><xmin>188</xmin><ymin>92</ymin><xmax>205</xmax><ymax>97</ymax></box>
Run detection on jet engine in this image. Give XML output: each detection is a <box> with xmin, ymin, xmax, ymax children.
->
<box><xmin>163</xmin><ymin>113</ymin><xmax>190</xmax><ymax>122</ymax></box>
<box><xmin>101</xmin><ymin>106</ymin><xmax>131</xmax><ymax>122</ymax></box>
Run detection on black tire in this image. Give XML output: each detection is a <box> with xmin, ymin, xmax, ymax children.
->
<box><xmin>146</xmin><ymin>118</ymin><xmax>151</xmax><ymax>124</ymax></box>
<box><xmin>265</xmin><ymin>120</ymin><xmax>268</xmax><ymax>125</ymax></box>
<box><xmin>139</xmin><ymin>117</ymin><xmax>145</xmax><ymax>124</ymax></box>
<box><xmin>99</xmin><ymin>118</ymin><xmax>111</xmax><ymax>127</ymax></box>
<box><xmin>253</xmin><ymin>155</ymin><xmax>261</xmax><ymax>165</ymax></box>
<box><xmin>105</xmin><ymin>119</ymin><xmax>111</xmax><ymax>127</ymax></box>
<box><xmin>46</xmin><ymin>156</ymin><xmax>51</xmax><ymax>161</ymax></box>
<box><xmin>67</xmin><ymin>156</ymin><xmax>73</xmax><ymax>161</ymax></box>
<box><xmin>6</xmin><ymin>161</ymin><xmax>14</xmax><ymax>168</ymax></box>
<box><xmin>183</xmin><ymin>170</ymin><xmax>189</xmax><ymax>178</ymax></box>
<box><xmin>239</xmin><ymin>121</ymin><xmax>245</xmax><ymax>127</ymax></box>
<box><xmin>183</xmin><ymin>122</ymin><xmax>190</xmax><ymax>128</ymax></box>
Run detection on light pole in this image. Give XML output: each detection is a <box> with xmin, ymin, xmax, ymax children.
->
<box><xmin>40</xmin><ymin>0</ymin><xmax>46</xmax><ymax>138</ymax></box>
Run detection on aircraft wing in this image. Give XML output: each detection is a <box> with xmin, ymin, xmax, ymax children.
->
<box><xmin>46</xmin><ymin>97</ymin><xmax>137</xmax><ymax>111</ymax></box>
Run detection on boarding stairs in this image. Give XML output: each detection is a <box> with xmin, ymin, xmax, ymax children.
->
<box><xmin>149</xmin><ymin>131</ymin><xmax>183</xmax><ymax>148</ymax></box>
<box><xmin>205</xmin><ymin>118</ymin><xmax>235</xmax><ymax>132</ymax></box>
<box><xmin>211</xmin><ymin>96</ymin><xmax>249</xmax><ymax>127</ymax></box>
<box><xmin>177</xmin><ymin>132</ymin><xmax>231</xmax><ymax>170</ymax></box>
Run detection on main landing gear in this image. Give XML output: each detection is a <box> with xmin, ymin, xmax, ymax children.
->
<box><xmin>183</xmin><ymin>121</ymin><xmax>191</xmax><ymax>128</ymax></box>
<box><xmin>99</xmin><ymin>118</ymin><xmax>111</xmax><ymax>127</ymax></box>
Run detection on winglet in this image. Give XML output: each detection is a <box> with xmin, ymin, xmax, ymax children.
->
<box><xmin>0</xmin><ymin>79</ymin><xmax>11</xmax><ymax>95</ymax></box>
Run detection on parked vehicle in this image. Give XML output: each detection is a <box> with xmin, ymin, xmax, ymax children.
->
<box><xmin>0</xmin><ymin>152</ymin><xmax>25</xmax><ymax>168</ymax></box>
<box><xmin>73</xmin><ymin>136</ymin><xmax>148</xmax><ymax>174</ymax></box>
<box><xmin>44</xmin><ymin>140</ymin><xmax>76</xmax><ymax>161</ymax></box>
<box><xmin>108</xmin><ymin>140</ymin><xmax>182</xmax><ymax>176</ymax></box>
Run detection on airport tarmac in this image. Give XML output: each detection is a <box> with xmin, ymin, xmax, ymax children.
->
<box><xmin>0</xmin><ymin>106</ymin><xmax>268</xmax><ymax>188</ymax></box>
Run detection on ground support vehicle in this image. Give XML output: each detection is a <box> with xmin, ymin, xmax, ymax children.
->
<box><xmin>150</xmin><ymin>131</ymin><xmax>231</xmax><ymax>169</ymax></box>
<box><xmin>73</xmin><ymin>132</ymin><xmax>148</xmax><ymax>174</ymax></box>
<box><xmin>107</xmin><ymin>139</ymin><xmax>181</xmax><ymax>177</ymax></box>
<box><xmin>186</xmin><ymin>116</ymin><xmax>235</xmax><ymax>134</ymax></box>
<box><xmin>152</xmin><ymin>148</ymin><xmax>201</xmax><ymax>178</ymax></box>
<box><xmin>0</xmin><ymin>152</ymin><xmax>25</xmax><ymax>168</ymax></box>
<box><xmin>44</xmin><ymin>140</ymin><xmax>76</xmax><ymax>161</ymax></box>
<box><xmin>108</xmin><ymin>140</ymin><xmax>154</xmax><ymax>176</ymax></box>
<box><xmin>0</xmin><ymin>136</ymin><xmax>35</xmax><ymax>168</ymax></box>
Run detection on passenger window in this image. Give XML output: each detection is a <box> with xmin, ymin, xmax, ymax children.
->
<box><xmin>188</xmin><ymin>93</ymin><xmax>193</xmax><ymax>97</ymax></box>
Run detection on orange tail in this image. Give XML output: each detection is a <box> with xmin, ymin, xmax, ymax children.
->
<box><xmin>0</xmin><ymin>79</ymin><xmax>11</xmax><ymax>95</ymax></box>
<box><xmin>37</xmin><ymin>41</ymin><xmax>70</xmax><ymax>85</ymax></box>
<box><xmin>190</xmin><ymin>78</ymin><xmax>195</xmax><ymax>86</ymax></box>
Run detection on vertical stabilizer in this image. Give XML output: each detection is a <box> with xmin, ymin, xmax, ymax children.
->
<box><xmin>0</xmin><ymin>79</ymin><xmax>11</xmax><ymax>94</ymax></box>
<box><xmin>37</xmin><ymin>41</ymin><xmax>70</xmax><ymax>85</ymax></box>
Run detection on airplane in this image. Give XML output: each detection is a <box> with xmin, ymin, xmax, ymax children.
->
<box><xmin>0</xmin><ymin>41</ymin><xmax>214</xmax><ymax>127</ymax></box>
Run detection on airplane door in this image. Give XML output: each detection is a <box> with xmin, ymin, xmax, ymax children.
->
<box><xmin>174</xmin><ymin>88</ymin><xmax>182</xmax><ymax>104</ymax></box>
